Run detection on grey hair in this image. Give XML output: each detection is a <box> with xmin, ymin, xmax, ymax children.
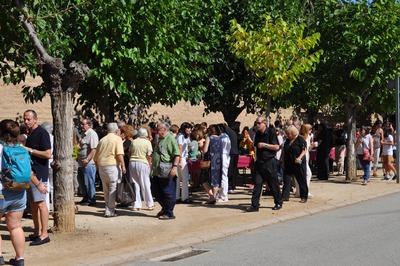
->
<box><xmin>158</xmin><ymin>121</ymin><xmax>170</xmax><ymax>130</ymax></box>
<box><xmin>41</xmin><ymin>122</ymin><xmax>53</xmax><ymax>134</ymax></box>
<box><xmin>117</xmin><ymin>121</ymin><xmax>126</xmax><ymax>128</ymax></box>
<box><xmin>107</xmin><ymin>122</ymin><xmax>119</xmax><ymax>133</ymax></box>
<box><xmin>138</xmin><ymin>127</ymin><xmax>148</xmax><ymax>138</ymax></box>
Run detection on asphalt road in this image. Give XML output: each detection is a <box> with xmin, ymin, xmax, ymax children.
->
<box><xmin>130</xmin><ymin>192</ymin><xmax>400</xmax><ymax>266</ymax></box>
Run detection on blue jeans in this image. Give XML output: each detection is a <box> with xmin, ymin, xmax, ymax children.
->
<box><xmin>153</xmin><ymin>176</ymin><xmax>176</xmax><ymax>218</ymax></box>
<box><xmin>358</xmin><ymin>156</ymin><xmax>371</xmax><ymax>181</ymax></box>
<box><xmin>83</xmin><ymin>164</ymin><xmax>97</xmax><ymax>203</ymax></box>
<box><xmin>0</xmin><ymin>190</ymin><xmax>27</xmax><ymax>213</ymax></box>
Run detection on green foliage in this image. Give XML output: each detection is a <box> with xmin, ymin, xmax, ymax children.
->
<box><xmin>308</xmin><ymin>0</ymin><xmax>400</xmax><ymax>114</ymax></box>
<box><xmin>228</xmin><ymin>15</ymin><xmax>322</xmax><ymax>106</ymax></box>
<box><xmin>202</xmin><ymin>0</ymin><xmax>316</xmax><ymax>122</ymax></box>
<box><xmin>1</xmin><ymin>0</ymin><xmax>222</xmax><ymax>119</ymax></box>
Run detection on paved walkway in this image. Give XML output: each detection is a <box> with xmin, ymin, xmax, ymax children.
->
<box><xmin>3</xmin><ymin>175</ymin><xmax>400</xmax><ymax>266</ymax></box>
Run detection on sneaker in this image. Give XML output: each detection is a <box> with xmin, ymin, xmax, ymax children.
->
<box><xmin>216</xmin><ymin>198</ymin><xmax>228</xmax><ymax>203</ymax></box>
<box><xmin>30</xmin><ymin>236</ymin><xmax>50</xmax><ymax>246</ymax></box>
<box><xmin>9</xmin><ymin>258</ymin><xmax>24</xmax><ymax>266</ymax></box>
<box><xmin>28</xmin><ymin>233</ymin><xmax>39</xmax><ymax>241</ymax></box>
<box><xmin>361</xmin><ymin>180</ymin><xmax>367</xmax><ymax>185</ymax></box>
<box><xmin>204</xmin><ymin>199</ymin><xmax>216</xmax><ymax>205</ymax></box>
<box><xmin>158</xmin><ymin>214</ymin><xmax>176</xmax><ymax>220</ymax></box>
<box><xmin>245</xmin><ymin>206</ymin><xmax>259</xmax><ymax>212</ymax></box>
<box><xmin>272</xmin><ymin>204</ymin><xmax>282</xmax><ymax>210</ymax></box>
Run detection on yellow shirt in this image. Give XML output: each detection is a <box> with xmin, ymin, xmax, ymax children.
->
<box><xmin>130</xmin><ymin>137</ymin><xmax>153</xmax><ymax>165</ymax></box>
<box><xmin>93</xmin><ymin>133</ymin><xmax>124</xmax><ymax>167</ymax></box>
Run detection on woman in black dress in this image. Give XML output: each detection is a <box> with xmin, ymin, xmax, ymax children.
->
<box><xmin>282</xmin><ymin>125</ymin><xmax>308</xmax><ymax>203</ymax></box>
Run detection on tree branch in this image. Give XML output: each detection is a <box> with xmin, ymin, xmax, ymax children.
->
<box><xmin>14</xmin><ymin>0</ymin><xmax>53</xmax><ymax>64</ymax></box>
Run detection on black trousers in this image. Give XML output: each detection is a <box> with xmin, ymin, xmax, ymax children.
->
<box><xmin>316</xmin><ymin>152</ymin><xmax>329</xmax><ymax>180</ymax></box>
<box><xmin>228</xmin><ymin>154</ymin><xmax>239</xmax><ymax>190</ymax></box>
<box><xmin>251</xmin><ymin>159</ymin><xmax>282</xmax><ymax>208</ymax></box>
<box><xmin>153</xmin><ymin>176</ymin><xmax>177</xmax><ymax>217</ymax></box>
<box><xmin>282</xmin><ymin>164</ymin><xmax>308</xmax><ymax>200</ymax></box>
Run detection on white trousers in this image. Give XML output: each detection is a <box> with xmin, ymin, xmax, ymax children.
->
<box><xmin>220</xmin><ymin>154</ymin><xmax>230</xmax><ymax>200</ymax></box>
<box><xmin>129</xmin><ymin>161</ymin><xmax>154</xmax><ymax>209</ymax></box>
<box><xmin>99</xmin><ymin>165</ymin><xmax>119</xmax><ymax>215</ymax></box>
<box><xmin>373</xmin><ymin>147</ymin><xmax>381</xmax><ymax>172</ymax></box>
<box><xmin>177</xmin><ymin>158</ymin><xmax>190</xmax><ymax>201</ymax></box>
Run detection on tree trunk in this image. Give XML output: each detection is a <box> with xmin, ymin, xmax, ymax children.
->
<box><xmin>222</xmin><ymin>106</ymin><xmax>245</xmax><ymax>127</ymax></box>
<box><xmin>107</xmin><ymin>97</ymin><xmax>115</xmax><ymax>123</ymax></box>
<box><xmin>51</xmin><ymin>90</ymin><xmax>75</xmax><ymax>232</ymax></box>
<box><xmin>307</xmin><ymin>109</ymin><xmax>318</xmax><ymax>124</ymax></box>
<box><xmin>42</xmin><ymin>61</ymin><xmax>88</xmax><ymax>232</ymax></box>
<box><xmin>15</xmin><ymin>0</ymin><xmax>89</xmax><ymax>232</ymax></box>
<box><xmin>265</xmin><ymin>95</ymin><xmax>272</xmax><ymax>119</ymax></box>
<box><xmin>345</xmin><ymin>103</ymin><xmax>357</xmax><ymax>181</ymax></box>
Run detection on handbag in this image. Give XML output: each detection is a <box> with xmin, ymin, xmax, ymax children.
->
<box><xmin>362</xmin><ymin>148</ymin><xmax>371</xmax><ymax>161</ymax></box>
<box><xmin>158</xmin><ymin>161</ymin><xmax>173</xmax><ymax>178</ymax></box>
<box><xmin>199</xmin><ymin>160</ymin><xmax>210</xmax><ymax>170</ymax></box>
<box><xmin>116</xmin><ymin>174</ymin><xmax>135</xmax><ymax>205</ymax></box>
<box><xmin>199</xmin><ymin>152</ymin><xmax>210</xmax><ymax>170</ymax></box>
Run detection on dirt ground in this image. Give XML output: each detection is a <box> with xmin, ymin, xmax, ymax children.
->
<box><xmin>0</xmin><ymin>173</ymin><xmax>398</xmax><ymax>266</ymax></box>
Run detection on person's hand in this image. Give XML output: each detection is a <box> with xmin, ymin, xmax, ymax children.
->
<box><xmin>82</xmin><ymin>158</ymin><xmax>89</xmax><ymax>167</ymax></box>
<box><xmin>295</xmin><ymin>158</ymin><xmax>302</xmax><ymax>164</ymax></box>
<box><xmin>121</xmin><ymin>166</ymin><xmax>127</xmax><ymax>175</ymax></box>
<box><xmin>257</xmin><ymin>143</ymin><xmax>266</xmax><ymax>149</ymax></box>
<box><xmin>37</xmin><ymin>182</ymin><xmax>48</xmax><ymax>194</ymax></box>
<box><xmin>169</xmin><ymin>166</ymin><xmax>178</xmax><ymax>177</ymax></box>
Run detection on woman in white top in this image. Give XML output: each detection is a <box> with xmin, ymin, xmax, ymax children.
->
<box><xmin>296</xmin><ymin>124</ymin><xmax>313</xmax><ymax>198</ymax></box>
<box><xmin>381</xmin><ymin>128</ymin><xmax>397</xmax><ymax>180</ymax></box>
<box><xmin>356</xmin><ymin>126</ymin><xmax>374</xmax><ymax>185</ymax></box>
<box><xmin>218</xmin><ymin>124</ymin><xmax>231</xmax><ymax>202</ymax></box>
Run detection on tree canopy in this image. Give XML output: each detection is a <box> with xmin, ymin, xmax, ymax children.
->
<box><xmin>1</xmin><ymin>0</ymin><xmax>223</xmax><ymax>121</ymax></box>
<box><xmin>228</xmin><ymin>15</ymin><xmax>322</xmax><ymax>109</ymax></box>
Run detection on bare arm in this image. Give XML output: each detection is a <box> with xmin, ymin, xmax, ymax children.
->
<box><xmin>203</xmin><ymin>137</ymin><xmax>210</xmax><ymax>154</ymax></box>
<box><xmin>24</xmin><ymin>147</ymin><xmax>51</xmax><ymax>159</ymax></box>
<box><xmin>257</xmin><ymin>142</ymin><xmax>280</xmax><ymax>151</ymax></box>
<box><xmin>116</xmin><ymin>154</ymin><xmax>126</xmax><ymax>174</ymax></box>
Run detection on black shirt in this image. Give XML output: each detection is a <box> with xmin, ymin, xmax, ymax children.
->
<box><xmin>224</xmin><ymin>125</ymin><xmax>239</xmax><ymax>155</ymax></box>
<box><xmin>254</xmin><ymin>126</ymin><xmax>279</xmax><ymax>160</ymax></box>
<box><xmin>26</xmin><ymin>126</ymin><xmax>51</xmax><ymax>182</ymax></box>
<box><xmin>283</xmin><ymin>136</ymin><xmax>306</xmax><ymax>175</ymax></box>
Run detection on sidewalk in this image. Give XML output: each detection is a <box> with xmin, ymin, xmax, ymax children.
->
<box><xmin>3</xmin><ymin>175</ymin><xmax>400</xmax><ymax>266</ymax></box>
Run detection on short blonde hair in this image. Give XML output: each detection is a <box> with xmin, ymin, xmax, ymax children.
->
<box><xmin>285</xmin><ymin>125</ymin><xmax>299</xmax><ymax>138</ymax></box>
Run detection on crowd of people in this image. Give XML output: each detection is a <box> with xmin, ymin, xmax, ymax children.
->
<box><xmin>0</xmin><ymin>109</ymin><xmax>397</xmax><ymax>265</ymax></box>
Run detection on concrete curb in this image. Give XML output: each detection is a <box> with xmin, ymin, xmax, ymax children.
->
<box><xmin>84</xmin><ymin>189</ymin><xmax>400</xmax><ymax>266</ymax></box>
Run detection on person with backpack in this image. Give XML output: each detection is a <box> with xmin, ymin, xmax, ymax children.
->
<box><xmin>0</xmin><ymin>119</ymin><xmax>30</xmax><ymax>266</ymax></box>
<box><xmin>23</xmin><ymin>110</ymin><xmax>51</xmax><ymax>246</ymax></box>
